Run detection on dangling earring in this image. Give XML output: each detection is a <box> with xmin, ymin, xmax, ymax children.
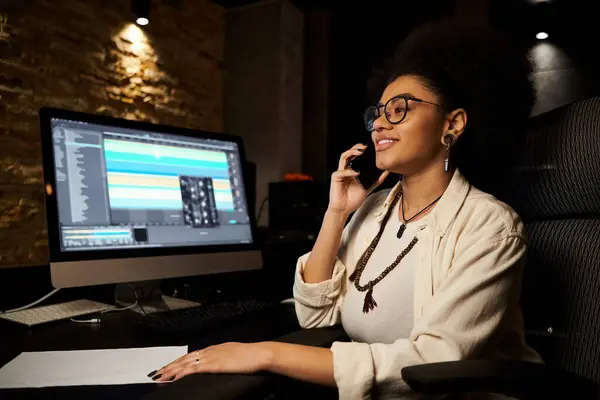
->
<box><xmin>443</xmin><ymin>133</ymin><xmax>455</xmax><ymax>172</ymax></box>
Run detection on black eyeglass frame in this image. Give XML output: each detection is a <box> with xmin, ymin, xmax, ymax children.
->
<box><xmin>363</xmin><ymin>94</ymin><xmax>445</xmax><ymax>132</ymax></box>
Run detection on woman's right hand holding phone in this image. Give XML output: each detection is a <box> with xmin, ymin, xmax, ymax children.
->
<box><xmin>328</xmin><ymin>143</ymin><xmax>389</xmax><ymax>217</ymax></box>
<box><xmin>302</xmin><ymin>144</ymin><xmax>389</xmax><ymax>284</ymax></box>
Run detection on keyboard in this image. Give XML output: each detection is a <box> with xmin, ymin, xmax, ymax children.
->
<box><xmin>137</xmin><ymin>299</ymin><xmax>277</xmax><ymax>335</ymax></box>
<box><xmin>0</xmin><ymin>299</ymin><xmax>115</xmax><ymax>327</ymax></box>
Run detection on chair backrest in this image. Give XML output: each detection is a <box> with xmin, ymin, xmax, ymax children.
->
<box><xmin>508</xmin><ymin>96</ymin><xmax>600</xmax><ymax>396</ymax></box>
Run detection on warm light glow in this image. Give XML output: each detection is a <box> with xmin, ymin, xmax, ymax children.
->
<box><xmin>121</xmin><ymin>23</ymin><xmax>145</xmax><ymax>43</ymax></box>
<box><xmin>120</xmin><ymin>23</ymin><xmax>149</xmax><ymax>56</ymax></box>
<box><xmin>0</xmin><ymin>14</ymin><xmax>9</xmax><ymax>41</ymax></box>
<box><xmin>136</xmin><ymin>17</ymin><xmax>149</xmax><ymax>26</ymax></box>
<box><xmin>536</xmin><ymin>32</ymin><xmax>549</xmax><ymax>40</ymax></box>
<box><xmin>529</xmin><ymin>42</ymin><xmax>565</xmax><ymax>71</ymax></box>
<box><xmin>112</xmin><ymin>23</ymin><xmax>156</xmax><ymax>77</ymax></box>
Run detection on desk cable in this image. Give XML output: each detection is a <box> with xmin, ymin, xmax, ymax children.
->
<box><xmin>69</xmin><ymin>301</ymin><xmax>139</xmax><ymax>324</ymax></box>
<box><xmin>70</xmin><ymin>284</ymin><xmax>147</xmax><ymax>323</ymax></box>
<box><xmin>0</xmin><ymin>288</ymin><xmax>61</xmax><ymax>314</ymax></box>
<box><xmin>256</xmin><ymin>196</ymin><xmax>269</xmax><ymax>226</ymax></box>
<box><xmin>128</xmin><ymin>283</ymin><xmax>149</xmax><ymax>315</ymax></box>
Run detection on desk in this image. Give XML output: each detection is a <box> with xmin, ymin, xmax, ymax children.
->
<box><xmin>0</xmin><ymin>304</ymin><xmax>348</xmax><ymax>399</ymax></box>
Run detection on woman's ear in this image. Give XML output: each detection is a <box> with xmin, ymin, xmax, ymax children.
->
<box><xmin>442</xmin><ymin>108</ymin><xmax>467</xmax><ymax>142</ymax></box>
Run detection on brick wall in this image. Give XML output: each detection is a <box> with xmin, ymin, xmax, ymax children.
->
<box><xmin>0</xmin><ymin>0</ymin><xmax>225</xmax><ymax>266</ymax></box>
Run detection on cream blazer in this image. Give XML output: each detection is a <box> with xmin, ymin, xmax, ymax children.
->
<box><xmin>293</xmin><ymin>169</ymin><xmax>543</xmax><ymax>399</ymax></box>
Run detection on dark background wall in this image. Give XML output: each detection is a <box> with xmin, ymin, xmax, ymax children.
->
<box><xmin>490</xmin><ymin>0</ymin><xmax>600</xmax><ymax>117</ymax></box>
<box><xmin>224</xmin><ymin>0</ymin><xmax>303</xmax><ymax>227</ymax></box>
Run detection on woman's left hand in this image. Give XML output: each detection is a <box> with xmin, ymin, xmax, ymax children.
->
<box><xmin>150</xmin><ymin>342</ymin><xmax>272</xmax><ymax>382</ymax></box>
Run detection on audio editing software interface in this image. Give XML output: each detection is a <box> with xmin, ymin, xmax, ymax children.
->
<box><xmin>50</xmin><ymin>118</ymin><xmax>253</xmax><ymax>251</ymax></box>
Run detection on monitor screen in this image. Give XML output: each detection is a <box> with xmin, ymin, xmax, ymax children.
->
<box><xmin>48</xmin><ymin>116</ymin><xmax>253</xmax><ymax>253</ymax></box>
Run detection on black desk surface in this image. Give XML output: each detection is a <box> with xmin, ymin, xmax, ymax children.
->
<box><xmin>0</xmin><ymin>304</ymin><xmax>348</xmax><ymax>400</ymax></box>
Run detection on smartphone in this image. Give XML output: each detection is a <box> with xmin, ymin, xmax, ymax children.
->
<box><xmin>349</xmin><ymin>144</ymin><xmax>382</xmax><ymax>190</ymax></box>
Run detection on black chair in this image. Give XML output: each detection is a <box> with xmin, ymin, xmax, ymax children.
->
<box><xmin>402</xmin><ymin>97</ymin><xmax>600</xmax><ymax>399</ymax></box>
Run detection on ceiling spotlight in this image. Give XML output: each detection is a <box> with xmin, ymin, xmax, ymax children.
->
<box><xmin>132</xmin><ymin>0</ymin><xmax>150</xmax><ymax>26</ymax></box>
<box><xmin>536</xmin><ymin>32</ymin><xmax>549</xmax><ymax>40</ymax></box>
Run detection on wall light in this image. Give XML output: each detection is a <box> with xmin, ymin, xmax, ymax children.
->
<box><xmin>132</xmin><ymin>0</ymin><xmax>150</xmax><ymax>26</ymax></box>
<box><xmin>536</xmin><ymin>32</ymin><xmax>549</xmax><ymax>40</ymax></box>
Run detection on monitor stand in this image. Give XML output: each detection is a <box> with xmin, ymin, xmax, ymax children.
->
<box><xmin>114</xmin><ymin>280</ymin><xmax>200</xmax><ymax>315</ymax></box>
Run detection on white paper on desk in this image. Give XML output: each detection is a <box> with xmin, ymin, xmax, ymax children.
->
<box><xmin>0</xmin><ymin>346</ymin><xmax>188</xmax><ymax>388</ymax></box>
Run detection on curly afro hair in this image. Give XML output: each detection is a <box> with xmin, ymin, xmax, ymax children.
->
<box><xmin>368</xmin><ymin>18</ymin><xmax>535</xmax><ymax>201</ymax></box>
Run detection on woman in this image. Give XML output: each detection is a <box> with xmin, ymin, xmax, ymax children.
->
<box><xmin>153</xmin><ymin>18</ymin><xmax>543</xmax><ymax>399</ymax></box>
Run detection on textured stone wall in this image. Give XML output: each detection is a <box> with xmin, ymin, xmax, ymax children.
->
<box><xmin>0</xmin><ymin>0</ymin><xmax>224</xmax><ymax>266</ymax></box>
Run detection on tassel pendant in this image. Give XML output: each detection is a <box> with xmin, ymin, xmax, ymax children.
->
<box><xmin>397</xmin><ymin>224</ymin><xmax>406</xmax><ymax>239</ymax></box>
<box><xmin>362</xmin><ymin>287</ymin><xmax>377</xmax><ymax>313</ymax></box>
<box><xmin>349</xmin><ymin>269</ymin><xmax>357</xmax><ymax>282</ymax></box>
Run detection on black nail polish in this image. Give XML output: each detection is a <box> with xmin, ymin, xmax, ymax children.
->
<box><xmin>152</xmin><ymin>374</ymin><xmax>162</xmax><ymax>381</ymax></box>
<box><xmin>148</xmin><ymin>370</ymin><xmax>157</xmax><ymax>378</ymax></box>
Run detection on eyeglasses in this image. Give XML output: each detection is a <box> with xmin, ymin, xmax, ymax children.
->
<box><xmin>363</xmin><ymin>94</ymin><xmax>444</xmax><ymax>132</ymax></box>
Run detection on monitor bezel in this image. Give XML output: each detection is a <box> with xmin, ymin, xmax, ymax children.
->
<box><xmin>39</xmin><ymin>107</ymin><xmax>259</xmax><ymax>263</ymax></box>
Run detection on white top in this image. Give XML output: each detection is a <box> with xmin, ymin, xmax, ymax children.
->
<box><xmin>342</xmin><ymin>200</ymin><xmax>427</xmax><ymax>344</ymax></box>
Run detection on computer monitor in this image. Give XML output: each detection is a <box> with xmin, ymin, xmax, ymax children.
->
<box><xmin>39</xmin><ymin>108</ymin><xmax>262</xmax><ymax>302</ymax></box>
